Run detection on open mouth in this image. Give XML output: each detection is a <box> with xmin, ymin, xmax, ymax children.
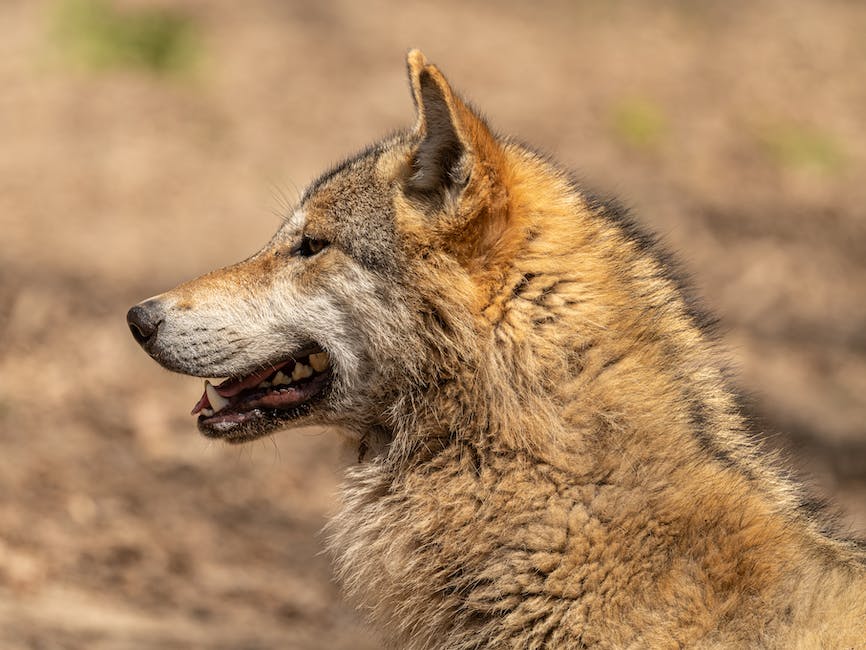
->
<box><xmin>191</xmin><ymin>345</ymin><xmax>332</xmax><ymax>440</ymax></box>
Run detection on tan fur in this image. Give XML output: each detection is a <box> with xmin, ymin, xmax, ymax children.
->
<box><xmin>129</xmin><ymin>51</ymin><xmax>866</xmax><ymax>648</ymax></box>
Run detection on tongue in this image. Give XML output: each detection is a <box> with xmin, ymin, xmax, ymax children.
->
<box><xmin>190</xmin><ymin>359</ymin><xmax>295</xmax><ymax>415</ymax></box>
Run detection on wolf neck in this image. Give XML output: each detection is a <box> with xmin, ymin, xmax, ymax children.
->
<box><xmin>391</xmin><ymin>142</ymin><xmax>856</xmax><ymax>568</ymax></box>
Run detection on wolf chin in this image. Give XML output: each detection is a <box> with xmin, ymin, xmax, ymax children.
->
<box><xmin>127</xmin><ymin>51</ymin><xmax>866</xmax><ymax>648</ymax></box>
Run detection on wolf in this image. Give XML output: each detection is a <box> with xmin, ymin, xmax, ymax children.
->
<box><xmin>127</xmin><ymin>51</ymin><xmax>866</xmax><ymax>648</ymax></box>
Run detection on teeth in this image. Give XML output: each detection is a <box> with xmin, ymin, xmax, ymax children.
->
<box><xmin>272</xmin><ymin>371</ymin><xmax>291</xmax><ymax>386</ymax></box>
<box><xmin>308</xmin><ymin>351</ymin><xmax>330</xmax><ymax>372</ymax></box>
<box><xmin>258</xmin><ymin>380</ymin><xmax>271</xmax><ymax>388</ymax></box>
<box><xmin>205</xmin><ymin>380</ymin><xmax>230</xmax><ymax>413</ymax></box>
<box><xmin>292</xmin><ymin>362</ymin><xmax>313</xmax><ymax>381</ymax></box>
<box><xmin>201</xmin><ymin>408</ymin><xmax>214</xmax><ymax>417</ymax></box>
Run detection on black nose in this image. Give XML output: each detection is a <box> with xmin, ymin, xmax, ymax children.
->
<box><xmin>126</xmin><ymin>300</ymin><xmax>164</xmax><ymax>348</ymax></box>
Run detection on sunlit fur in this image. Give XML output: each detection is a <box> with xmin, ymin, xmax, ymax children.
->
<box><xmin>131</xmin><ymin>51</ymin><xmax>866</xmax><ymax>647</ymax></box>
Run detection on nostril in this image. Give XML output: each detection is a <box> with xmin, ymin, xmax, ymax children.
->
<box><xmin>128</xmin><ymin>320</ymin><xmax>150</xmax><ymax>345</ymax></box>
<box><xmin>126</xmin><ymin>302</ymin><xmax>163</xmax><ymax>348</ymax></box>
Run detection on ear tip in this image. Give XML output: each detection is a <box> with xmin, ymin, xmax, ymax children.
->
<box><xmin>407</xmin><ymin>49</ymin><xmax>428</xmax><ymax>73</ymax></box>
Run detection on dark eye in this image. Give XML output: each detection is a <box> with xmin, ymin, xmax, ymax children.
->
<box><xmin>293</xmin><ymin>235</ymin><xmax>329</xmax><ymax>257</ymax></box>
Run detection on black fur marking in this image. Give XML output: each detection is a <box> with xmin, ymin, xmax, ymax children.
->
<box><xmin>796</xmin><ymin>482</ymin><xmax>866</xmax><ymax>555</ymax></box>
<box><xmin>511</xmin><ymin>272</ymin><xmax>540</xmax><ymax>299</ymax></box>
<box><xmin>797</xmin><ymin>494</ymin><xmax>838</xmax><ymax>538</ymax></box>
<box><xmin>532</xmin><ymin>280</ymin><xmax>567</xmax><ymax>307</ymax></box>
<box><xmin>688</xmin><ymin>398</ymin><xmax>757</xmax><ymax>481</ymax></box>
<box><xmin>689</xmin><ymin>400</ymin><xmax>735</xmax><ymax>469</ymax></box>
<box><xmin>799</xmin><ymin>496</ymin><xmax>866</xmax><ymax>558</ymax></box>
<box><xmin>594</xmin><ymin>352</ymin><xmax>625</xmax><ymax>379</ymax></box>
<box><xmin>461</xmin><ymin>441</ymin><xmax>483</xmax><ymax>478</ymax></box>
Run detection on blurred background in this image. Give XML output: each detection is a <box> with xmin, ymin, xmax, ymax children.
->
<box><xmin>0</xmin><ymin>0</ymin><xmax>864</xmax><ymax>647</ymax></box>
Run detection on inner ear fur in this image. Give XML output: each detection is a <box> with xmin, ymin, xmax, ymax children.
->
<box><xmin>410</xmin><ymin>69</ymin><xmax>464</xmax><ymax>194</ymax></box>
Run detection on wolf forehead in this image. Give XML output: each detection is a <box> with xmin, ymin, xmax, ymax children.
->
<box><xmin>292</xmin><ymin>135</ymin><xmax>413</xmax><ymax>273</ymax></box>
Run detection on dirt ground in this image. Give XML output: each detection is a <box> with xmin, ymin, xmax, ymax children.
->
<box><xmin>0</xmin><ymin>1</ymin><xmax>864</xmax><ymax>647</ymax></box>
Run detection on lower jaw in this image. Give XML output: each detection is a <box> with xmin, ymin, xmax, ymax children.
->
<box><xmin>197</xmin><ymin>404</ymin><xmax>313</xmax><ymax>442</ymax></box>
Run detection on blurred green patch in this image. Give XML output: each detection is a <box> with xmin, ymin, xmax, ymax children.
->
<box><xmin>759</xmin><ymin>124</ymin><xmax>846</xmax><ymax>174</ymax></box>
<box><xmin>609</xmin><ymin>98</ymin><xmax>667</xmax><ymax>151</ymax></box>
<box><xmin>53</xmin><ymin>0</ymin><xmax>200</xmax><ymax>75</ymax></box>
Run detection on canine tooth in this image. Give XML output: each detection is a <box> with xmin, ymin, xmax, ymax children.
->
<box><xmin>205</xmin><ymin>380</ymin><xmax>230</xmax><ymax>413</ymax></box>
<box><xmin>309</xmin><ymin>352</ymin><xmax>330</xmax><ymax>372</ymax></box>
<box><xmin>201</xmin><ymin>408</ymin><xmax>214</xmax><ymax>417</ymax></box>
<box><xmin>292</xmin><ymin>362</ymin><xmax>313</xmax><ymax>381</ymax></box>
<box><xmin>272</xmin><ymin>371</ymin><xmax>291</xmax><ymax>386</ymax></box>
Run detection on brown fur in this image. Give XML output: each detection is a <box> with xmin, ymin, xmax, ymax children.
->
<box><xmin>129</xmin><ymin>51</ymin><xmax>866</xmax><ymax>648</ymax></box>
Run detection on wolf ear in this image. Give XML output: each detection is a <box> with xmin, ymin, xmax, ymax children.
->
<box><xmin>405</xmin><ymin>50</ymin><xmax>488</xmax><ymax>198</ymax></box>
<box><xmin>404</xmin><ymin>52</ymin><xmax>509</xmax><ymax>266</ymax></box>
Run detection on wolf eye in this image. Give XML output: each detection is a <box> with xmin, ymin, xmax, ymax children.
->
<box><xmin>294</xmin><ymin>235</ymin><xmax>329</xmax><ymax>257</ymax></box>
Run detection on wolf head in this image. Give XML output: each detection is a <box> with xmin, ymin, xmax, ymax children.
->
<box><xmin>127</xmin><ymin>51</ymin><xmax>541</xmax><ymax>448</ymax></box>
